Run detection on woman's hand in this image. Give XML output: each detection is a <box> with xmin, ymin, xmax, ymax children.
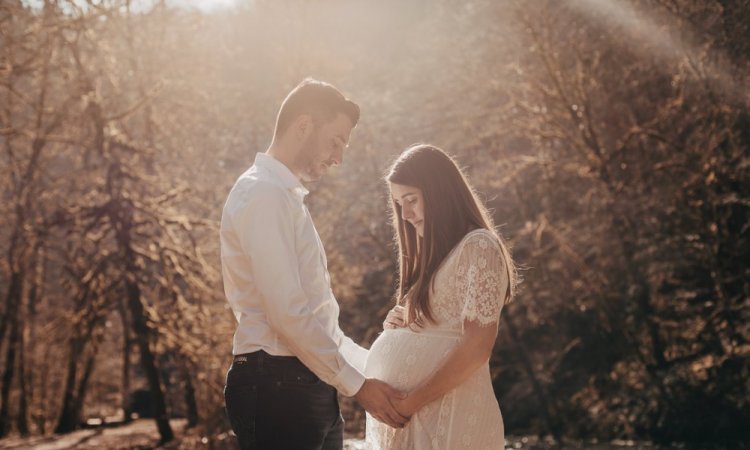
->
<box><xmin>391</xmin><ymin>393</ymin><xmax>420</xmax><ymax>418</ymax></box>
<box><xmin>383</xmin><ymin>305</ymin><xmax>406</xmax><ymax>330</ymax></box>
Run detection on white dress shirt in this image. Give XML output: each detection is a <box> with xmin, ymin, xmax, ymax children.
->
<box><xmin>220</xmin><ymin>152</ymin><xmax>368</xmax><ymax>397</ymax></box>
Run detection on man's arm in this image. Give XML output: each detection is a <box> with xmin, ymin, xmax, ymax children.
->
<box><xmin>231</xmin><ymin>183</ymin><xmax>408</xmax><ymax>427</ymax></box>
<box><xmin>338</xmin><ymin>335</ymin><xmax>368</xmax><ymax>373</ymax></box>
<box><xmin>232</xmin><ymin>183</ymin><xmax>363</xmax><ymax>394</ymax></box>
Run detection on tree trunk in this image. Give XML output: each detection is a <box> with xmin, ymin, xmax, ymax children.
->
<box><xmin>17</xmin><ymin>322</ymin><xmax>29</xmax><ymax>436</ymax></box>
<box><xmin>611</xmin><ymin>214</ymin><xmax>668</xmax><ymax>370</ymax></box>
<box><xmin>125</xmin><ymin>278</ymin><xmax>173</xmax><ymax>443</ymax></box>
<box><xmin>118</xmin><ymin>296</ymin><xmax>133</xmax><ymax>424</ymax></box>
<box><xmin>183</xmin><ymin>364</ymin><xmax>198</xmax><ymax>428</ymax></box>
<box><xmin>0</xmin><ymin>272</ymin><xmax>22</xmax><ymax>362</ymax></box>
<box><xmin>0</xmin><ymin>327</ymin><xmax>18</xmax><ymax>438</ymax></box>
<box><xmin>0</xmin><ymin>271</ymin><xmax>23</xmax><ymax>438</ymax></box>
<box><xmin>24</xmin><ymin>246</ymin><xmax>43</xmax><ymax>435</ymax></box>
<box><xmin>54</xmin><ymin>341</ymin><xmax>83</xmax><ymax>434</ymax></box>
<box><xmin>71</xmin><ymin>343</ymin><xmax>99</xmax><ymax>428</ymax></box>
<box><xmin>502</xmin><ymin>310</ymin><xmax>563</xmax><ymax>443</ymax></box>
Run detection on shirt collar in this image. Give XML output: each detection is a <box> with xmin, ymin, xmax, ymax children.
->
<box><xmin>254</xmin><ymin>153</ymin><xmax>309</xmax><ymax>199</ymax></box>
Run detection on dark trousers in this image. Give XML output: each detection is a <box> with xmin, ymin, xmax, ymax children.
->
<box><xmin>224</xmin><ymin>350</ymin><xmax>344</xmax><ymax>450</ymax></box>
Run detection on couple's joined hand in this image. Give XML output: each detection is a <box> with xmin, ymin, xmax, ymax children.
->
<box><xmin>391</xmin><ymin>395</ymin><xmax>419</xmax><ymax>418</ymax></box>
<box><xmin>383</xmin><ymin>305</ymin><xmax>405</xmax><ymax>330</ymax></box>
<box><xmin>355</xmin><ymin>378</ymin><xmax>410</xmax><ymax>428</ymax></box>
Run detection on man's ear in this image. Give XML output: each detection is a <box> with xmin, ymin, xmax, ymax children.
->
<box><xmin>293</xmin><ymin>114</ymin><xmax>314</xmax><ymax>141</ymax></box>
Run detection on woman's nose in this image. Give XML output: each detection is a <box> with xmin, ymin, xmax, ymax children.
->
<box><xmin>401</xmin><ymin>206</ymin><xmax>413</xmax><ymax>220</ymax></box>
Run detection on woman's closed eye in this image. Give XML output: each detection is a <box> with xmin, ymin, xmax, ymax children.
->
<box><xmin>394</xmin><ymin>195</ymin><xmax>418</xmax><ymax>207</ymax></box>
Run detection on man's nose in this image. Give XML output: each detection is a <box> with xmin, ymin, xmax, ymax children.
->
<box><xmin>330</xmin><ymin>147</ymin><xmax>344</xmax><ymax>166</ymax></box>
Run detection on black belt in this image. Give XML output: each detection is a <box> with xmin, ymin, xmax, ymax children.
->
<box><xmin>233</xmin><ymin>350</ymin><xmax>299</xmax><ymax>364</ymax></box>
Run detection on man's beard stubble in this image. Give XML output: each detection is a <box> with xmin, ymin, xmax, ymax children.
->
<box><xmin>295</xmin><ymin>133</ymin><xmax>324</xmax><ymax>182</ymax></box>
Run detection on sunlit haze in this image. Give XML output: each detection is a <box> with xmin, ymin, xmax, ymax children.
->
<box><xmin>169</xmin><ymin>0</ymin><xmax>240</xmax><ymax>12</ymax></box>
<box><xmin>1</xmin><ymin>1</ymin><xmax>748</xmax><ymax>448</ymax></box>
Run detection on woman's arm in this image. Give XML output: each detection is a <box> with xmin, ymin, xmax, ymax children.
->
<box><xmin>392</xmin><ymin>320</ymin><xmax>497</xmax><ymax>416</ymax></box>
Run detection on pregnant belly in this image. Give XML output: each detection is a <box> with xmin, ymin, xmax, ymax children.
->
<box><xmin>364</xmin><ymin>328</ymin><xmax>461</xmax><ymax>391</ymax></box>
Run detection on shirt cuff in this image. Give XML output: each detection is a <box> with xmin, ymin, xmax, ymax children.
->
<box><xmin>334</xmin><ymin>363</ymin><xmax>366</xmax><ymax>397</ymax></box>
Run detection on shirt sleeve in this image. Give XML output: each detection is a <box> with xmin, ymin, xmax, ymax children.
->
<box><xmin>229</xmin><ymin>182</ymin><xmax>365</xmax><ymax>396</ymax></box>
<box><xmin>338</xmin><ymin>333</ymin><xmax>369</xmax><ymax>373</ymax></box>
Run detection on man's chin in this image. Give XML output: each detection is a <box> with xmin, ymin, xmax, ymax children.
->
<box><xmin>301</xmin><ymin>169</ymin><xmax>325</xmax><ymax>183</ymax></box>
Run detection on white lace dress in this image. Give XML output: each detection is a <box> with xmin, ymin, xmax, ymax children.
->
<box><xmin>365</xmin><ymin>229</ymin><xmax>509</xmax><ymax>450</ymax></box>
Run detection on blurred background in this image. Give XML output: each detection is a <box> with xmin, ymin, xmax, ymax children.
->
<box><xmin>0</xmin><ymin>0</ymin><xmax>748</xmax><ymax>448</ymax></box>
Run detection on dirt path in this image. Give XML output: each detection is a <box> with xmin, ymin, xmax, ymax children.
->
<box><xmin>0</xmin><ymin>419</ymin><xmax>190</xmax><ymax>450</ymax></box>
<box><xmin>0</xmin><ymin>419</ymin><xmax>371</xmax><ymax>450</ymax></box>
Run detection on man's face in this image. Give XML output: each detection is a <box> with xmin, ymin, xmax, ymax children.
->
<box><xmin>296</xmin><ymin>112</ymin><xmax>354</xmax><ymax>182</ymax></box>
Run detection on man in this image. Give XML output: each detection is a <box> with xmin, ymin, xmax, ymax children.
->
<box><xmin>221</xmin><ymin>78</ymin><xmax>409</xmax><ymax>450</ymax></box>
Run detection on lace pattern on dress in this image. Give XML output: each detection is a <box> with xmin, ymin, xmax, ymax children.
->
<box><xmin>364</xmin><ymin>229</ymin><xmax>508</xmax><ymax>449</ymax></box>
<box><xmin>455</xmin><ymin>231</ymin><xmax>507</xmax><ymax>327</ymax></box>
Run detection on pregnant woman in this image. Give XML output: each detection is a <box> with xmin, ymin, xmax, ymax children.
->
<box><xmin>365</xmin><ymin>144</ymin><xmax>517</xmax><ymax>449</ymax></box>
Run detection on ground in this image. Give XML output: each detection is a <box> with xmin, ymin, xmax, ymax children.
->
<box><xmin>0</xmin><ymin>419</ymin><xmax>369</xmax><ymax>450</ymax></box>
<box><xmin>0</xmin><ymin>419</ymin><xmax>666</xmax><ymax>449</ymax></box>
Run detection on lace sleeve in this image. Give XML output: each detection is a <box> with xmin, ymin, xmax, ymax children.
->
<box><xmin>455</xmin><ymin>231</ymin><xmax>509</xmax><ymax>327</ymax></box>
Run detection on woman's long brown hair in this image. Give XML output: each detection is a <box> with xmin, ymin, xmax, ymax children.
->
<box><xmin>387</xmin><ymin>144</ymin><xmax>516</xmax><ymax>327</ymax></box>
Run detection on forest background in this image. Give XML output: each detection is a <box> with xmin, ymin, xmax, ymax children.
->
<box><xmin>0</xmin><ymin>0</ymin><xmax>748</xmax><ymax>448</ymax></box>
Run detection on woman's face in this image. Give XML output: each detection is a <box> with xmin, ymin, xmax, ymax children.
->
<box><xmin>390</xmin><ymin>183</ymin><xmax>425</xmax><ymax>237</ymax></box>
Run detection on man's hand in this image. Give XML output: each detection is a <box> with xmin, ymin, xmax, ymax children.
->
<box><xmin>383</xmin><ymin>305</ymin><xmax>405</xmax><ymax>330</ymax></box>
<box><xmin>391</xmin><ymin>394</ymin><xmax>420</xmax><ymax>418</ymax></box>
<box><xmin>355</xmin><ymin>378</ymin><xmax>410</xmax><ymax>428</ymax></box>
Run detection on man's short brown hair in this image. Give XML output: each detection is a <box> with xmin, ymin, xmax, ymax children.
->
<box><xmin>273</xmin><ymin>78</ymin><xmax>360</xmax><ymax>138</ymax></box>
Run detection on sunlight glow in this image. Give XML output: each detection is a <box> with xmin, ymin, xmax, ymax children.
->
<box><xmin>566</xmin><ymin>0</ymin><xmax>748</xmax><ymax>106</ymax></box>
<box><xmin>22</xmin><ymin>0</ymin><xmax>243</xmax><ymax>13</ymax></box>
<box><xmin>169</xmin><ymin>0</ymin><xmax>241</xmax><ymax>12</ymax></box>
